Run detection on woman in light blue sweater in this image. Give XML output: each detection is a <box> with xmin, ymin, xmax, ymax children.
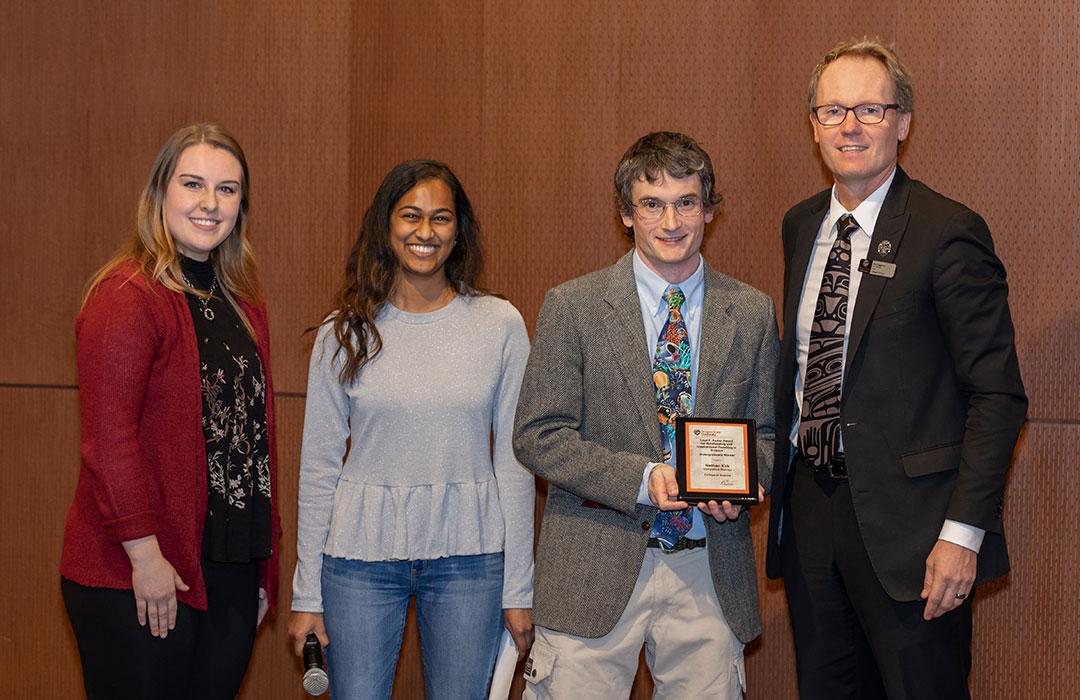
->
<box><xmin>288</xmin><ymin>160</ymin><xmax>534</xmax><ymax>699</ymax></box>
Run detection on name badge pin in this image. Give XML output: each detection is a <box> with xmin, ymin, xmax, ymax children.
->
<box><xmin>858</xmin><ymin>259</ymin><xmax>897</xmax><ymax>278</ymax></box>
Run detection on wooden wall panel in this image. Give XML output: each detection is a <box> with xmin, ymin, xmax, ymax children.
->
<box><xmin>225</xmin><ymin>2</ymin><xmax>356</xmax><ymax>394</ymax></box>
<box><xmin>968</xmin><ymin>424</ymin><xmax>1080</xmax><ymax>698</ymax></box>
<box><xmin>0</xmin><ymin>388</ymin><xmax>83</xmax><ymax>699</ymax></box>
<box><xmin>346</xmin><ymin>0</ymin><xmax>488</xmax><ymax>305</ymax></box>
<box><xmin>1</xmin><ymin>1</ymin><xmax>1076</xmax><ymax>698</ymax></box>
<box><xmin>894</xmin><ymin>0</ymin><xmax>1080</xmax><ymax>422</ymax></box>
<box><xmin>0</xmin><ymin>0</ymin><xmax>354</xmax><ymax>392</ymax></box>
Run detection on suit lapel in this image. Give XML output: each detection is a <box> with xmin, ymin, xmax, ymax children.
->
<box><xmin>779</xmin><ymin>194</ymin><xmax>829</xmax><ymax>413</ymax></box>
<box><xmin>845</xmin><ymin>167</ymin><xmax>912</xmax><ymax>375</ymax></box>
<box><xmin>784</xmin><ymin>198</ymin><xmax>828</xmax><ymax>340</ymax></box>
<box><xmin>601</xmin><ymin>252</ymin><xmax>663</xmax><ymax>456</ymax></box>
<box><xmin>695</xmin><ymin>266</ymin><xmax>736</xmax><ymax>410</ymax></box>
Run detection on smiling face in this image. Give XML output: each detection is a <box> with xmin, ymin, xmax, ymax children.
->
<box><xmin>163</xmin><ymin>143</ymin><xmax>244</xmax><ymax>261</ymax></box>
<box><xmin>812</xmin><ymin>55</ymin><xmax>911</xmax><ymax>209</ymax></box>
<box><xmin>389</xmin><ymin>178</ymin><xmax>457</xmax><ymax>285</ymax></box>
<box><xmin>620</xmin><ymin>173</ymin><xmax>714</xmax><ymax>284</ymax></box>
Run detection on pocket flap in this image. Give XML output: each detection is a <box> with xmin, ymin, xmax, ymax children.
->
<box><xmin>875</xmin><ymin>291</ymin><xmax>916</xmax><ymax>319</ymax></box>
<box><xmin>523</xmin><ymin>640</ymin><xmax>556</xmax><ymax>684</ymax></box>
<box><xmin>901</xmin><ymin>443</ymin><xmax>962</xmax><ymax>477</ymax></box>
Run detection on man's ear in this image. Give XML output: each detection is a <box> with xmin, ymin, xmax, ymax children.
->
<box><xmin>897</xmin><ymin>110</ymin><xmax>912</xmax><ymax>142</ymax></box>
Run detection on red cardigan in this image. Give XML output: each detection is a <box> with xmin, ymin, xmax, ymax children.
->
<box><xmin>60</xmin><ymin>260</ymin><xmax>282</xmax><ymax>613</ymax></box>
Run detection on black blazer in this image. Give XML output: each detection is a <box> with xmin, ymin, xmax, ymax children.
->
<box><xmin>765</xmin><ymin>166</ymin><xmax>1027</xmax><ymax>601</ymax></box>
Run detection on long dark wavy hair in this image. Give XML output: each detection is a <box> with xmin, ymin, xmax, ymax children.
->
<box><xmin>326</xmin><ymin>159</ymin><xmax>485</xmax><ymax>384</ymax></box>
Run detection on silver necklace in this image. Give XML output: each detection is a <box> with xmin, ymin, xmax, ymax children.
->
<box><xmin>182</xmin><ymin>273</ymin><xmax>218</xmax><ymax>321</ymax></box>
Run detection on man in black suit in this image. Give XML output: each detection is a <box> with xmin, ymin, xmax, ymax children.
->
<box><xmin>766</xmin><ymin>38</ymin><xmax>1027</xmax><ymax>699</ymax></box>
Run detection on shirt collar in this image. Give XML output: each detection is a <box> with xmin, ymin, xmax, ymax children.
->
<box><xmin>632</xmin><ymin>250</ymin><xmax>705</xmax><ymax>319</ymax></box>
<box><xmin>827</xmin><ymin>166</ymin><xmax>897</xmax><ymax>239</ymax></box>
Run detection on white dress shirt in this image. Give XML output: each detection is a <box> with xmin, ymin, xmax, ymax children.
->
<box><xmin>631</xmin><ymin>250</ymin><xmax>706</xmax><ymax>540</ymax></box>
<box><xmin>789</xmin><ymin>167</ymin><xmax>984</xmax><ymax>553</ymax></box>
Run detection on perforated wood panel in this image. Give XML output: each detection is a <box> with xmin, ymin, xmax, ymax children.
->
<box><xmin>0</xmin><ymin>0</ymin><xmax>354</xmax><ymax>392</ymax></box>
<box><xmin>968</xmin><ymin>423</ymin><xmax>1080</xmax><ymax>699</ymax></box>
<box><xmin>0</xmin><ymin>388</ymin><xmax>83</xmax><ymax>699</ymax></box>
<box><xmin>2</xmin><ymin>1</ymin><xmax>1077</xmax><ymax>698</ymax></box>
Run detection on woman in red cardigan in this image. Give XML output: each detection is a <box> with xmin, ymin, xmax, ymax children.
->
<box><xmin>60</xmin><ymin>123</ymin><xmax>281</xmax><ymax>700</ymax></box>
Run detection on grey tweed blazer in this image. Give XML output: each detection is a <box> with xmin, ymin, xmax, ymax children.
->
<box><xmin>513</xmin><ymin>251</ymin><xmax>778</xmax><ymax>643</ymax></box>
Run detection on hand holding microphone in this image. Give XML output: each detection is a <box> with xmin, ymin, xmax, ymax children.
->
<box><xmin>289</xmin><ymin>612</ymin><xmax>330</xmax><ymax>696</ymax></box>
<box><xmin>302</xmin><ymin>633</ymin><xmax>329</xmax><ymax>696</ymax></box>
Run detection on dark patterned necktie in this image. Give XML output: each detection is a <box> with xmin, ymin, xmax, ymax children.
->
<box><xmin>798</xmin><ymin>214</ymin><xmax>859</xmax><ymax>468</ymax></box>
<box><xmin>650</xmin><ymin>286</ymin><xmax>694</xmax><ymax>548</ymax></box>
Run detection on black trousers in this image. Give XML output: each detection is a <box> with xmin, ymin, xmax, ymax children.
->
<box><xmin>62</xmin><ymin>559</ymin><xmax>259</xmax><ymax>700</ymax></box>
<box><xmin>780</xmin><ymin>459</ymin><xmax>973</xmax><ymax>700</ymax></box>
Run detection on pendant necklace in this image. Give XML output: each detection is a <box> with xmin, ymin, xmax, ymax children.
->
<box><xmin>182</xmin><ymin>273</ymin><xmax>219</xmax><ymax>321</ymax></box>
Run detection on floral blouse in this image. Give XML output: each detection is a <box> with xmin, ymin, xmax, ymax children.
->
<box><xmin>180</xmin><ymin>255</ymin><xmax>271</xmax><ymax>563</ymax></box>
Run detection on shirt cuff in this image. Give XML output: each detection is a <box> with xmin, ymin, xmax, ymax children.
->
<box><xmin>637</xmin><ymin>462</ymin><xmax>659</xmax><ymax>506</ymax></box>
<box><xmin>938</xmin><ymin>519</ymin><xmax>985</xmax><ymax>553</ymax></box>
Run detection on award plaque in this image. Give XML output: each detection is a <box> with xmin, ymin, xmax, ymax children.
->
<box><xmin>674</xmin><ymin>418</ymin><xmax>758</xmax><ymax>506</ymax></box>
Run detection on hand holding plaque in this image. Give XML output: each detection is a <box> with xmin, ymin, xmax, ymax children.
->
<box><xmin>674</xmin><ymin>418</ymin><xmax>758</xmax><ymax>506</ymax></box>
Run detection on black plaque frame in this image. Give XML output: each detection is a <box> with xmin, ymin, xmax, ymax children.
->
<box><xmin>675</xmin><ymin>417</ymin><xmax>758</xmax><ymax>506</ymax></box>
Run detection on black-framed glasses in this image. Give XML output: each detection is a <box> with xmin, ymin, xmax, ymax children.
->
<box><xmin>811</xmin><ymin>103</ymin><xmax>901</xmax><ymax>126</ymax></box>
<box><xmin>632</xmin><ymin>196</ymin><xmax>704</xmax><ymax>221</ymax></box>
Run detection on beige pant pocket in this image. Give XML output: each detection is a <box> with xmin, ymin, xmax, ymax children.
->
<box><xmin>523</xmin><ymin>637</ymin><xmax>556</xmax><ymax>686</ymax></box>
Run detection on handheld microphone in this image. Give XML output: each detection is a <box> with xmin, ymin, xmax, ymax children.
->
<box><xmin>302</xmin><ymin>633</ymin><xmax>329</xmax><ymax>696</ymax></box>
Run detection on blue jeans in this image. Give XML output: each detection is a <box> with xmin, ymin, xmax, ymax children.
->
<box><xmin>321</xmin><ymin>552</ymin><xmax>504</xmax><ymax>700</ymax></box>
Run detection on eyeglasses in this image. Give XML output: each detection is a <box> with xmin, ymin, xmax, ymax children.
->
<box><xmin>632</xmin><ymin>196</ymin><xmax>704</xmax><ymax>221</ymax></box>
<box><xmin>811</xmin><ymin>103</ymin><xmax>902</xmax><ymax>126</ymax></box>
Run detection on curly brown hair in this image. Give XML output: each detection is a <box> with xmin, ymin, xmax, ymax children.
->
<box><xmin>613</xmin><ymin>132</ymin><xmax>723</xmax><ymax>240</ymax></box>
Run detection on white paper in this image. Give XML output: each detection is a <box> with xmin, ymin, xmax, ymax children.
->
<box><xmin>488</xmin><ymin>629</ymin><xmax>519</xmax><ymax>700</ymax></box>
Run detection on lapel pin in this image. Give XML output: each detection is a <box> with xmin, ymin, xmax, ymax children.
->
<box><xmin>877</xmin><ymin>240</ymin><xmax>893</xmax><ymax>256</ymax></box>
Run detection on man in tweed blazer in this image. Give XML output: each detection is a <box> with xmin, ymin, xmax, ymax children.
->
<box><xmin>513</xmin><ymin>132</ymin><xmax>778</xmax><ymax>698</ymax></box>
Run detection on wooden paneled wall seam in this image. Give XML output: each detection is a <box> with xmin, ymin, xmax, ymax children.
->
<box><xmin>1</xmin><ymin>1</ymin><xmax>1076</xmax><ymax>697</ymax></box>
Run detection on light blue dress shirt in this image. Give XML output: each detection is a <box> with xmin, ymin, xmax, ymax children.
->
<box><xmin>631</xmin><ymin>250</ymin><xmax>707</xmax><ymax>540</ymax></box>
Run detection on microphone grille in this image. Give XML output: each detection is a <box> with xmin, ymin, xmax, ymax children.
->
<box><xmin>303</xmin><ymin>668</ymin><xmax>329</xmax><ymax>696</ymax></box>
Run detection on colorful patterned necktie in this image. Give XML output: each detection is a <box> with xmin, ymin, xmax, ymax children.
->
<box><xmin>650</xmin><ymin>286</ymin><xmax>695</xmax><ymax>548</ymax></box>
<box><xmin>798</xmin><ymin>213</ymin><xmax>860</xmax><ymax>468</ymax></box>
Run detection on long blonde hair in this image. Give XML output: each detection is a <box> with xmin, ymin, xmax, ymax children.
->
<box><xmin>83</xmin><ymin>123</ymin><xmax>261</xmax><ymax>336</ymax></box>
